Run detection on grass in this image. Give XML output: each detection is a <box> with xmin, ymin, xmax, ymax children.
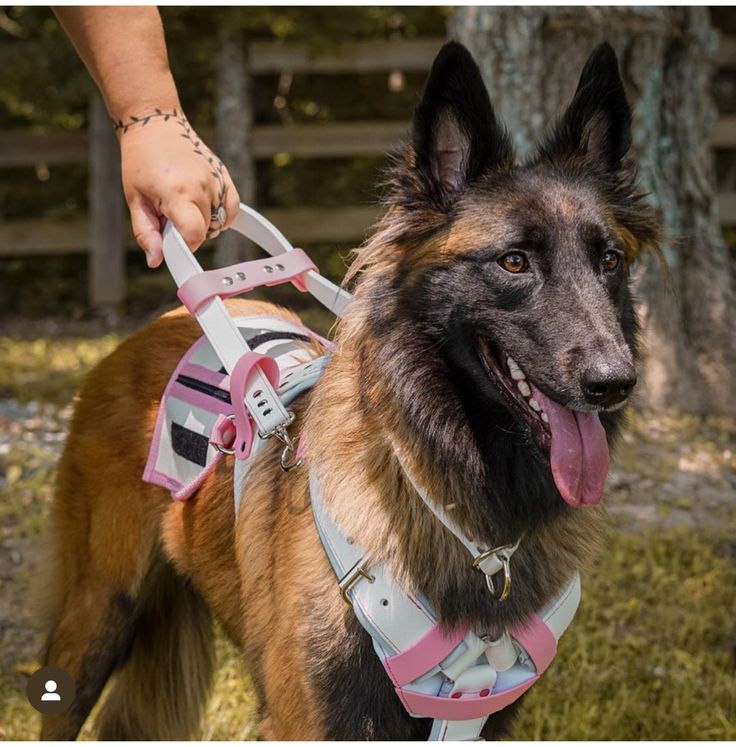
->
<box><xmin>1</xmin><ymin>331</ymin><xmax>735</xmax><ymax>739</ymax></box>
<box><xmin>513</xmin><ymin>522</ymin><xmax>736</xmax><ymax>739</ymax></box>
<box><xmin>0</xmin><ymin>335</ymin><xmax>121</xmax><ymax>404</ymax></box>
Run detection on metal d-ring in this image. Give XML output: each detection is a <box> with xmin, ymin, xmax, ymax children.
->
<box><xmin>213</xmin><ymin>413</ymin><xmax>237</xmax><ymax>455</ymax></box>
<box><xmin>472</xmin><ymin>545</ymin><xmax>514</xmax><ymax>602</ymax></box>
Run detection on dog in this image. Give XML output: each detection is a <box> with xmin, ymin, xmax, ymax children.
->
<box><xmin>39</xmin><ymin>41</ymin><xmax>660</xmax><ymax>740</ymax></box>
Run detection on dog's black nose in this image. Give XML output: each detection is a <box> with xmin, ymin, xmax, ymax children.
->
<box><xmin>581</xmin><ymin>363</ymin><xmax>637</xmax><ymax>408</ymax></box>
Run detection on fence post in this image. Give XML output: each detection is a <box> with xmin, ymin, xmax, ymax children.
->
<box><xmin>215</xmin><ymin>28</ymin><xmax>256</xmax><ymax>267</ymax></box>
<box><xmin>88</xmin><ymin>94</ymin><xmax>125</xmax><ymax>313</ymax></box>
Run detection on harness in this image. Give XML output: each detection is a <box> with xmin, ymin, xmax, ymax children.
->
<box><xmin>147</xmin><ymin>204</ymin><xmax>581</xmax><ymax>741</ymax></box>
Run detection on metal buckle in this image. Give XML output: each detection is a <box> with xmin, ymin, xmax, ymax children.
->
<box><xmin>472</xmin><ymin>545</ymin><xmax>514</xmax><ymax>602</ymax></box>
<box><xmin>338</xmin><ymin>560</ymin><xmax>375</xmax><ymax>604</ymax></box>
<box><xmin>259</xmin><ymin>411</ymin><xmax>303</xmax><ymax>472</ymax></box>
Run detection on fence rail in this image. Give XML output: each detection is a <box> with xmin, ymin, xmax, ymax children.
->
<box><xmin>1</xmin><ymin>34</ymin><xmax>736</xmax><ymax>307</ymax></box>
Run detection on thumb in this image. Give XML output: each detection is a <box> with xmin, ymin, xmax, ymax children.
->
<box><xmin>128</xmin><ymin>195</ymin><xmax>164</xmax><ymax>268</ymax></box>
<box><xmin>162</xmin><ymin>200</ymin><xmax>208</xmax><ymax>252</ymax></box>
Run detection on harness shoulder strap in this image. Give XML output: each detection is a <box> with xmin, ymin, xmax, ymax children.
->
<box><xmin>309</xmin><ymin>468</ymin><xmax>581</xmax><ymax>742</ymax></box>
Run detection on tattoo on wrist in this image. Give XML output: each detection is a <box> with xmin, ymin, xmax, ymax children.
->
<box><xmin>111</xmin><ymin>108</ymin><xmax>179</xmax><ymax>134</ymax></box>
<box><xmin>113</xmin><ymin>108</ymin><xmax>228</xmax><ymax>238</ymax></box>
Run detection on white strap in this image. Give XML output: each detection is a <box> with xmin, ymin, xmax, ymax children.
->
<box><xmin>393</xmin><ymin>444</ymin><xmax>519</xmax><ymax>577</ymax></box>
<box><xmin>230</xmin><ymin>205</ymin><xmax>352</xmax><ymax>318</ymax></box>
<box><xmin>430</xmin><ymin>717</ymin><xmax>488</xmax><ymax>741</ymax></box>
<box><xmin>309</xmin><ymin>469</ymin><xmax>581</xmax><ymax>742</ymax></box>
<box><xmin>163</xmin><ymin>203</ymin><xmax>351</xmax><ymax>438</ymax></box>
<box><xmin>163</xmin><ymin>221</ymin><xmax>290</xmax><ymax>436</ymax></box>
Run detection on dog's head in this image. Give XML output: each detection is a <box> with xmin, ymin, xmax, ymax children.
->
<box><xmin>348</xmin><ymin>42</ymin><xmax>659</xmax><ymax>528</ymax></box>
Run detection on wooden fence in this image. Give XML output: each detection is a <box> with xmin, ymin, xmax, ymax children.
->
<box><xmin>1</xmin><ymin>36</ymin><xmax>735</xmax><ymax>307</ymax></box>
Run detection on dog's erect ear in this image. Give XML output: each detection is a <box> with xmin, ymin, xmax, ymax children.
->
<box><xmin>411</xmin><ymin>42</ymin><xmax>513</xmax><ymax>198</ymax></box>
<box><xmin>540</xmin><ymin>42</ymin><xmax>632</xmax><ymax>172</ymax></box>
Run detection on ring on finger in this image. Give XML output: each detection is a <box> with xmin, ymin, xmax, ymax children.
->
<box><xmin>210</xmin><ymin>205</ymin><xmax>227</xmax><ymax>228</ymax></box>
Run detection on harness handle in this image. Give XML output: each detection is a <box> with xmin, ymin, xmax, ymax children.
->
<box><xmin>163</xmin><ymin>203</ymin><xmax>351</xmax><ymax>320</ymax></box>
<box><xmin>161</xmin><ymin>203</ymin><xmax>351</xmax><ymax>457</ymax></box>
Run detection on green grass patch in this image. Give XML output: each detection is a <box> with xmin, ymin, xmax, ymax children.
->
<box><xmin>0</xmin><ymin>335</ymin><xmax>121</xmax><ymax>404</ymax></box>
<box><xmin>513</xmin><ymin>523</ymin><xmax>736</xmax><ymax>740</ymax></box>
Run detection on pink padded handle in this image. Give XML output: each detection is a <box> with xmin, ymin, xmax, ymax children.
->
<box><xmin>178</xmin><ymin>248</ymin><xmax>318</xmax><ymax>313</ymax></box>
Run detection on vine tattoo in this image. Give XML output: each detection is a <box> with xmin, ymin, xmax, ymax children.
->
<box><xmin>113</xmin><ymin>108</ymin><xmax>228</xmax><ymax>238</ymax></box>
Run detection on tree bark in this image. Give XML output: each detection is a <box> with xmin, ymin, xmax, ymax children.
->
<box><xmin>451</xmin><ymin>7</ymin><xmax>736</xmax><ymax>416</ymax></box>
<box><xmin>215</xmin><ymin>27</ymin><xmax>256</xmax><ymax>267</ymax></box>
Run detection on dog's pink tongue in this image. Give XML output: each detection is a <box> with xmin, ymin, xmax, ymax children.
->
<box><xmin>531</xmin><ymin>385</ymin><xmax>610</xmax><ymax>507</ymax></box>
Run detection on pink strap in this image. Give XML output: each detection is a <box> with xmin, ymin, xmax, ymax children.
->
<box><xmin>384</xmin><ymin>624</ymin><xmax>468</xmax><ymax>687</ymax></box>
<box><xmin>178</xmin><ymin>249</ymin><xmax>317</xmax><ymax>313</ymax></box>
<box><xmin>397</xmin><ymin>675</ymin><xmax>539</xmax><ymax>721</ymax></box>
<box><xmin>396</xmin><ymin>614</ymin><xmax>557</xmax><ymax>720</ymax></box>
<box><xmin>510</xmin><ymin>613</ymin><xmax>557</xmax><ymax>673</ymax></box>
<box><xmin>230</xmin><ymin>352</ymin><xmax>280</xmax><ymax>460</ymax></box>
<box><xmin>209</xmin><ymin>414</ymin><xmax>236</xmax><ymax>450</ymax></box>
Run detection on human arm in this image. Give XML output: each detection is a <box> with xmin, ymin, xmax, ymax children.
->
<box><xmin>53</xmin><ymin>7</ymin><xmax>240</xmax><ymax>266</ymax></box>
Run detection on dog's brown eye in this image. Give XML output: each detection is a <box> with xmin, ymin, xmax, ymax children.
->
<box><xmin>601</xmin><ymin>251</ymin><xmax>621</xmax><ymax>272</ymax></box>
<box><xmin>499</xmin><ymin>252</ymin><xmax>528</xmax><ymax>274</ymax></box>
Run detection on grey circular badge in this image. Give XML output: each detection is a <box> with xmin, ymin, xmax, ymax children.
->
<box><xmin>26</xmin><ymin>666</ymin><xmax>75</xmax><ymax>715</ymax></box>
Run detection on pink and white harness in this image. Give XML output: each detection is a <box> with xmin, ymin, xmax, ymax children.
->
<box><xmin>148</xmin><ymin>204</ymin><xmax>581</xmax><ymax>742</ymax></box>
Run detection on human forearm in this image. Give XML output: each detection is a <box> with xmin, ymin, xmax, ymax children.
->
<box><xmin>52</xmin><ymin>6</ymin><xmax>179</xmax><ymax>122</ymax></box>
<box><xmin>54</xmin><ymin>6</ymin><xmax>240</xmax><ymax>264</ymax></box>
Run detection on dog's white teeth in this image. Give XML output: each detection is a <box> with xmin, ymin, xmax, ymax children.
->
<box><xmin>517</xmin><ymin>380</ymin><xmax>531</xmax><ymax>398</ymax></box>
<box><xmin>529</xmin><ymin>398</ymin><xmax>540</xmax><ymax>411</ymax></box>
<box><xmin>507</xmin><ymin>356</ymin><xmax>526</xmax><ymax>381</ymax></box>
<box><xmin>541</xmin><ymin>412</ymin><xmax>549</xmax><ymax>423</ymax></box>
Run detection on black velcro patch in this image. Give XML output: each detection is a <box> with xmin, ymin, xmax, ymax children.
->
<box><xmin>171</xmin><ymin>422</ymin><xmax>209</xmax><ymax>467</ymax></box>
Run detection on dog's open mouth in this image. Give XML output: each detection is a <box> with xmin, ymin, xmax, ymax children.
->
<box><xmin>477</xmin><ymin>337</ymin><xmax>610</xmax><ymax>508</ymax></box>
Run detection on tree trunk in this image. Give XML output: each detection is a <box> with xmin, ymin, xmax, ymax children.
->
<box><xmin>215</xmin><ymin>27</ymin><xmax>256</xmax><ymax>267</ymax></box>
<box><xmin>88</xmin><ymin>94</ymin><xmax>124</xmax><ymax>319</ymax></box>
<box><xmin>451</xmin><ymin>7</ymin><xmax>736</xmax><ymax>416</ymax></box>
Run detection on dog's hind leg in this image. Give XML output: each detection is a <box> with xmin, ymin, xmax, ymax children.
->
<box><xmin>40</xmin><ymin>510</ymin><xmax>214</xmax><ymax>741</ymax></box>
<box><xmin>38</xmin><ymin>460</ymin><xmax>162</xmax><ymax>740</ymax></box>
<box><xmin>94</xmin><ymin>558</ymin><xmax>214</xmax><ymax>740</ymax></box>
<box><xmin>40</xmin><ymin>584</ymin><xmax>139</xmax><ymax>740</ymax></box>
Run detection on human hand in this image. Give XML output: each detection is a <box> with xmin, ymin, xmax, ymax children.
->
<box><xmin>117</xmin><ymin>109</ymin><xmax>240</xmax><ymax>267</ymax></box>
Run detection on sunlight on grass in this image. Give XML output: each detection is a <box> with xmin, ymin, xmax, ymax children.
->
<box><xmin>0</xmin><ymin>336</ymin><xmax>121</xmax><ymax>404</ymax></box>
<box><xmin>512</xmin><ymin>522</ymin><xmax>736</xmax><ymax>740</ymax></box>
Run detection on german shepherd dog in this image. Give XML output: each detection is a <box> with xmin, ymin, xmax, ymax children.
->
<box><xmin>40</xmin><ymin>42</ymin><xmax>659</xmax><ymax>740</ymax></box>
